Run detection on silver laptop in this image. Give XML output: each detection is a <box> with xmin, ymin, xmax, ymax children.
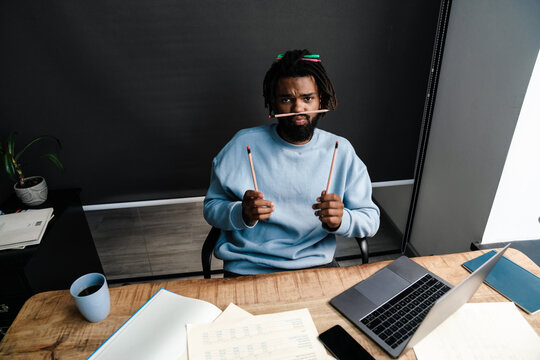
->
<box><xmin>330</xmin><ymin>244</ymin><xmax>509</xmax><ymax>358</ymax></box>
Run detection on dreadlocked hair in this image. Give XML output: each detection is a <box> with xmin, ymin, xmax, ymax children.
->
<box><xmin>263</xmin><ymin>49</ymin><xmax>338</xmax><ymax>116</ymax></box>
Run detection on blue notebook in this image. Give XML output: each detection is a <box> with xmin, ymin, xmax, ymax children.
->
<box><xmin>462</xmin><ymin>251</ymin><xmax>540</xmax><ymax>314</ymax></box>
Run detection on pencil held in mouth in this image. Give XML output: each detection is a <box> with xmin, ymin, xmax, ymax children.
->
<box><xmin>326</xmin><ymin>141</ymin><xmax>339</xmax><ymax>192</ymax></box>
<box><xmin>268</xmin><ymin>109</ymin><xmax>329</xmax><ymax>118</ymax></box>
<box><xmin>247</xmin><ymin>146</ymin><xmax>259</xmax><ymax>192</ymax></box>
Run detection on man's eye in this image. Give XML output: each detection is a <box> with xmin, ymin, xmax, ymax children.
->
<box><xmin>280</xmin><ymin>98</ymin><xmax>291</xmax><ymax>103</ymax></box>
<box><xmin>304</xmin><ymin>97</ymin><xmax>313</xmax><ymax>102</ymax></box>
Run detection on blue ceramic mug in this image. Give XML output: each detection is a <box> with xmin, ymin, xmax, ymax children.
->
<box><xmin>70</xmin><ymin>273</ymin><xmax>110</xmax><ymax>322</ymax></box>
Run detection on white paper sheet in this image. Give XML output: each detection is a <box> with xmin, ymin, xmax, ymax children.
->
<box><xmin>0</xmin><ymin>208</ymin><xmax>53</xmax><ymax>250</ymax></box>
<box><xmin>414</xmin><ymin>302</ymin><xmax>540</xmax><ymax>360</ymax></box>
<box><xmin>89</xmin><ymin>289</ymin><xmax>222</xmax><ymax>360</ymax></box>
<box><xmin>213</xmin><ymin>303</ymin><xmax>253</xmax><ymax>323</ymax></box>
<box><xmin>187</xmin><ymin>308</ymin><xmax>331</xmax><ymax>360</ymax></box>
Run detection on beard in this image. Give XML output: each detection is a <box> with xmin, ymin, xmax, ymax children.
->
<box><xmin>277</xmin><ymin>114</ymin><xmax>320</xmax><ymax>143</ymax></box>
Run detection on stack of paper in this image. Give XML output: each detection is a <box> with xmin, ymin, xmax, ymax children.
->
<box><xmin>88</xmin><ymin>289</ymin><xmax>332</xmax><ymax>360</ymax></box>
<box><xmin>0</xmin><ymin>208</ymin><xmax>54</xmax><ymax>250</ymax></box>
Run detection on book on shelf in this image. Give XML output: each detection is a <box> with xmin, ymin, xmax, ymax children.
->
<box><xmin>0</xmin><ymin>208</ymin><xmax>54</xmax><ymax>251</ymax></box>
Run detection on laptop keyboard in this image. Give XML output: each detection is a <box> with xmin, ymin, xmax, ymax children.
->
<box><xmin>360</xmin><ymin>274</ymin><xmax>451</xmax><ymax>349</ymax></box>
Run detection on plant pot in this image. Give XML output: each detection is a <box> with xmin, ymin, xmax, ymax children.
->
<box><xmin>14</xmin><ymin>176</ymin><xmax>48</xmax><ymax>206</ymax></box>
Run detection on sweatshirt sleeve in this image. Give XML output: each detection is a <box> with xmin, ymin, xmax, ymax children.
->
<box><xmin>328</xmin><ymin>144</ymin><xmax>380</xmax><ymax>238</ymax></box>
<box><xmin>203</xmin><ymin>158</ymin><xmax>253</xmax><ymax>231</ymax></box>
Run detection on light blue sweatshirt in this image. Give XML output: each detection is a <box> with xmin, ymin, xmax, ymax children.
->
<box><xmin>203</xmin><ymin>124</ymin><xmax>380</xmax><ymax>274</ymax></box>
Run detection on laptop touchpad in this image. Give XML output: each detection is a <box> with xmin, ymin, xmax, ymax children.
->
<box><xmin>354</xmin><ymin>268</ymin><xmax>410</xmax><ymax>304</ymax></box>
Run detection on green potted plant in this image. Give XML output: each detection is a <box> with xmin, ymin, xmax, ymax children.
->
<box><xmin>0</xmin><ymin>132</ymin><xmax>64</xmax><ymax>206</ymax></box>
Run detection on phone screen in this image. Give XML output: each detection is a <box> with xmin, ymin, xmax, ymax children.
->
<box><xmin>318</xmin><ymin>325</ymin><xmax>375</xmax><ymax>360</ymax></box>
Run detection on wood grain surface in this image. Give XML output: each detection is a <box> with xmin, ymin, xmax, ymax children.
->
<box><xmin>1</xmin><ymin>248</ymin><xmax>538</xmax><ymax>359</ymax></box>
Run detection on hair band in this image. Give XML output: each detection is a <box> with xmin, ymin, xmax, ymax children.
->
<box><xmin>275</xmin><ymin>54</ymin><xmax>321</xmax><ymax>62</ymax></box>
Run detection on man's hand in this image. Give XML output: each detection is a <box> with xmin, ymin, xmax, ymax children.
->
<box><xmin>242</xmin><ymin>190</ymin><xmax>274</xmax><ymax>226</ymax></box>
<box><xmin>313</xmin><ymin>191</ymin><xmax>344</xmax><ymax>230</ymax></box>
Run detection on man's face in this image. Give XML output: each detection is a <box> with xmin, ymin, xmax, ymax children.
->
<box><xmin>274</xmin><ymin>76</ymin><xmax>321</xmax><ymax>144</ymax></box>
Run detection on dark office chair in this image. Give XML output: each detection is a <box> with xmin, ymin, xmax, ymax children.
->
<box><xmin>201</xmin><ymin>226</ymin><xmax>369</xmax><ymax>279</ymax></box>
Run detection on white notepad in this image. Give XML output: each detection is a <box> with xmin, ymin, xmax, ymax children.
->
<box><xmin>414</xmin><ymin>302</ymin><xmax>540</xmax><ymax>360</ymax></box>
<box><xmin>88</xmin><ymin>289</ymin><xmax>222</xmax><ymax>360</ymax></box>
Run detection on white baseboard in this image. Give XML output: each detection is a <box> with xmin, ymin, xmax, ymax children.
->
<box><xmin>83</xmin><ymin>179</ymin><xmax>414</xmax><ymax>211</ymax></box>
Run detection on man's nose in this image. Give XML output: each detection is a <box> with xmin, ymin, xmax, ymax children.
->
<box><xmin>292</xmin><ymin>99</ymin><xmax>304</xmax><ymax>113</ymax></box>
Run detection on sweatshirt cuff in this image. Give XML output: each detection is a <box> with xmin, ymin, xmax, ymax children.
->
<box><xmin>230</xmin><ymin>201</ymin><xmax>257</xmax><ymax>229</ymax></box>
<box><xmin>328</xmin><ymin>208</ymin><xmax>352</xmax><ymax>236</ymax></box>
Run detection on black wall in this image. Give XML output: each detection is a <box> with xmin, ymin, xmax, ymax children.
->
<box><xmin>0</xmin><ymin>0</ymin><xmax>441</xmax><ymax>205</ymax></box>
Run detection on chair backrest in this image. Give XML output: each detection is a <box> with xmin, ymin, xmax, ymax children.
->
<box><xmin>201</xmin><ymin>226</ymin><xmax>221</xmax><ymax>279</ymax></box>
<box><xmin>201</xmin><ymin>227</ymin><xmax>369</xmax><ymax>278</ymax></box>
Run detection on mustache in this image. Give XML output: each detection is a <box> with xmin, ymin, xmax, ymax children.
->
<box><xmin>285</xmin><ymin>114</ymin><xmax>309</xmax><ymax>122</ymax></box>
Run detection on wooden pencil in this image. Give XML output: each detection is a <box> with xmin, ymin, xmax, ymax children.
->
<box><xmin>269</xmin><ymin>109</ymin><xmax>329</xmax><ymax>118</ymax></box>
<box><xmin>246</xmin><ymin>146</ymin><xmax>258</xmax><ymax>192</ymax></box>
<box><xmin>326</xmin><ymin>141</ymin><xmax>339</xmax><ymax>193</ymax></box>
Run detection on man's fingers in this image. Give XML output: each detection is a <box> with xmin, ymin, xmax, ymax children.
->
<box><xmin>320</xmin><ymin>192</ymin><xmax>341</xmax><ymax>202</ymax></box>
<box><xmin>315</xmin><ymin>208</ymin><xmax>343</xmax><ymax>217</ymax></box>
<box><xmin>318</xmin><ymin>213</ymin><xmax>341</xmax><ymax>225</ymax></box>
<box><xmin>243</xmin><ymin>196</ymin><xmax>274</xmax><ymax>224</ymax></box>
<box><xmin>258</xmin><ymin>213</ymin><xmax>273</xmax><ymax>221</ymax></box>
<box><xmin>252</xmin><ymin>199</ymin><xmax>273</xmax><ymax>207</ymax></box>
<box><xmin>245</xmin><ymin>201</ymin><xmax>274</xmax><ymax>212</ymax></box>
<box><xmin>247</xmin><ymin>209</ymin><xmax>273</xmax><ymax>222</ymax></box>
<box><xmin>317</xmin><ymin>210</ymin><xmax>342</xmax><ymax>224</ymax></box>
<box><xmin>249</xmin><ymin>206</ymin><xmax>274</xmax><ymax>215</ymax></box>
<box><xmin>242</xmin><ymin>189</ymin><xmax>274</xmax><ymax>225</ymax></box>
<box><xmin>314</xmin><ymin>192</ymin><xmax>342</xmax><ymax>206</ymax></box>
<box><xmin>313</xmin><ymin>201</ymin><xmax>344</xmax><ymax>210</ymax></box>
<box><xmin>244</xmin><ymin>190</ymin><xmax>264</xmax><ymax>200</ymax></box>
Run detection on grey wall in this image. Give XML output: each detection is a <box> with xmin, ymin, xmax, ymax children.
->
<box><xmin>0</xmin><ymin>0</ymin><xmax>441</xmax><ymax>205</ymax></box>
<box><xmin>373</xmin><ymin>184</ymin><xmax>413</xmax><ymax>234</ymax></box>
<box><xmin>408</xmin><ymin>0</ymin><xmax>540</xmax><ymax>255</ymax></box>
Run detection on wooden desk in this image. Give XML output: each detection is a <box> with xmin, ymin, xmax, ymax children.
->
<box><xmin>1</xmin><ymin>249</ymin><xmax>539</xmax><ymax>359</ymax></box>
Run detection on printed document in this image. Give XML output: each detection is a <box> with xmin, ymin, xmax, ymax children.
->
<box><xmin>178</xmin><ymin>304</ymin><xmax>252</xmax><ymax>360</ymax></box>
<box><xmin>187</xmin><ymin>308</ymin><xmax>332</xmax><ymax>360</ymax></box>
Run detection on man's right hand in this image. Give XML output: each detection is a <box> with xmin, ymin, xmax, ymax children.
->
<box><xmin>242</xmin><ymin>190</ymin><xmax>274</xmax><ymax>226</ymax></box>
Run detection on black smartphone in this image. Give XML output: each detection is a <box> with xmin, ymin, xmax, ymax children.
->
<box><xmin>318</xmin><ymin>325</ymin><xmax>375</xmax><ymax>360</ymax></box>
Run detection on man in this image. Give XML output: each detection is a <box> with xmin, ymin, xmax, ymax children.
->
<box><xmin>204</xmin><ymin>49</ymin><xmax>380</xmax><ymax>276</ymax></box>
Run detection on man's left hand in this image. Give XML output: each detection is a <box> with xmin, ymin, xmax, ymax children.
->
<box><xmin>313</xmin><ymin>191</ymin><xmax>344</xmax><ymax>230</ymax></box>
